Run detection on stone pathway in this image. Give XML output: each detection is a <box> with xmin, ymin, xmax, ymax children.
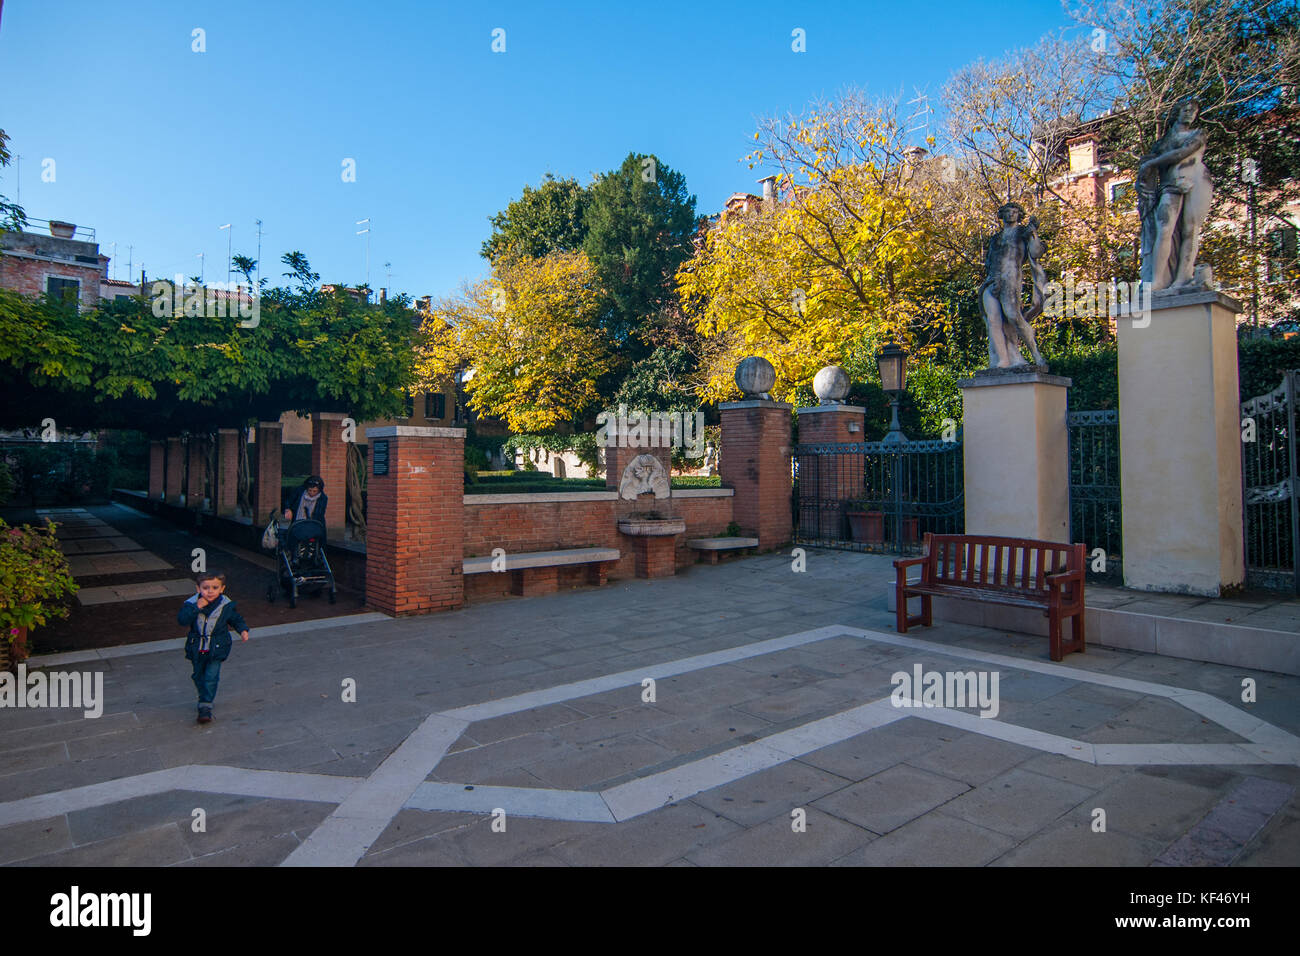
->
<box><xmin>2</xmin><ymin>550</ymin><xmax>1298</xmax><ymax>866</ymax></box>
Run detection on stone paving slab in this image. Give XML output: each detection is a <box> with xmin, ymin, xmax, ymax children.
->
<box><xmin>59</xmin><ymin>536</ymin><xmax>143</xmax><ymax>555</ymax></box>
<box><xmin>66</xmin><ymin>551</ymin><xmax>172</xmax><ymax>576</ymax></box>
<box><xmin>76</xmin><ymin>578</ymin><xmax>198</xmax><ymax>606</ymax></box>
<box><xmin>3</xmin><ymin>548</ymin><xmax>1300</xmax><ymax>866</ymax></box>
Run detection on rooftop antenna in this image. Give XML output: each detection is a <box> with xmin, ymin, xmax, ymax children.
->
<box><xmin>355</xmin><ymin>218</ymin><xmax>370</xmax><ymax>288</ymax></box>
<box><xmin>254</xmin><ymin>218</ymin><xmax>263</xmax><ymax>290</ymax></box>
<box><xmin>219</xmin><ymin>223</ymin><xmax>232</xmax><ymax>286</ymax></box>
<box><xmin>905</xmin><ymin>87</ymin><xmax>933</xmax><ymax>146</ymax></box>
<box><xmin>196</xmin><ymin>251</ymin><xmax>205</xmax><ymax>284</ymax></box>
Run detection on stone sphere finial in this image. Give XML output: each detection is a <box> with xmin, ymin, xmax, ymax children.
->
<box><xmin>813</xmin><ymin>365</ymin><xmax>850</xmax><ymax>405</ymax></box>
<box><xmin>735</xmin><ymin>356</ymin><xmax>776</xmax><ymax>400</ymax></box>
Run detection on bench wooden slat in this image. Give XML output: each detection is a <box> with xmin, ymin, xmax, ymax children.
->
<box><xmin>895</xmin><ymin>533</ymin><xmax>1086</xmax><ymax>662</ymax></box>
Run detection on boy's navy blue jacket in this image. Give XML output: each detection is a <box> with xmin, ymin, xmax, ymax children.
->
<box><xmin>179</xmin><ymin>594</ymin><xmax>248</xmax><ymax>662</ymax></box>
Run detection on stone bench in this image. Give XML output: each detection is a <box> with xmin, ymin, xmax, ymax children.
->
<box><xmin>687</xmin><ymin>537</ymin><xmax>759</xmax><ymax>564</ymax></box>
<box><xmin>462</xmin><ymin>547</ymin><xmax>620</xmax><ymax>596</ymax></box>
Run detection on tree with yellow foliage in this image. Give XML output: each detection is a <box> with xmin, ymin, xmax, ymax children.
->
<box><xmin>678</xmin><ymin>93</ymin><xmax>949</xmax><ymax>404</ymax></box>
<box><xmin>415</xmin><ymin>251</ymin><xmax>612</xmax><ymax>433</ymax></box>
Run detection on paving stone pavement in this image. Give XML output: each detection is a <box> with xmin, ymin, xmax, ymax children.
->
<box><xmin>2</xmin><ymin>548</ymin><xmax>1299</xmax><ymax>866</ymax></box>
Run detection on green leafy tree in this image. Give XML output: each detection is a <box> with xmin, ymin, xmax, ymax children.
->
<box><xmin>0</xmin><ymin>129</ymin><xmax>25</xmax><ymax>236</ymax></box>
<box><xmin>481</xmin><ymin>174</ymin><xmax>590</xmax><ymax>262</ymax></box>
<box><xmin>582</xmin><ymin>152</ymin><xmax>698</xmax><ymax>354</ymax></box>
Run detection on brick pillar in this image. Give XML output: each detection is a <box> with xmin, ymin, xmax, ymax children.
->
<box><xmin>311</xmin><ymin>412</ymin><xmax>349</xmax><ymax>539</ymax></box>
<box><xmin>186</xmin><ymin>436</ymin><xmax>206</xmax><ymax>509</ymax></box>
<box><xmin>796</xmin><ymin>404</ymin><xmax>866</xmax><ymax>539</ymax></box>
<box><xmin>165</xmin><ymin>437</ymin><xmax>185</xmax><ymax>505</ymax></box>
<box><xmin>255</xmin><ymin>421</ymin><xmax>284</xmax><ymax>523</ymax></box>
<box><xmin>216</xmin><ymin>429</ymin><xmax>240</xmax><ymax>516</ymax></box>
<box><xmin>720</xmin><ymin>400</ymin><xmax>793</xmax><ymax>551</ymax></box>
<box><xmin>148</xmin><ymin>441</ymin><xmax>165</xmax><ymax>500</ymax></box>
<box><xmin>364</xmin><ymin>425</ymin><xmax>465</xmax><ymax>616</ymax></box>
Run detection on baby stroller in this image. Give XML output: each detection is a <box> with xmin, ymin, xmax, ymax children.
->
<box><xmin>267</xmin><ymin>516</ymin><xmax>337</xmax><ymax>608</ymax></box>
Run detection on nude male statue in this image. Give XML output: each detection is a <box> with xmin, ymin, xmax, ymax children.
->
<box><xmin>1137</xmin><ymin>99</ymin><xmax>1213</xmax><ymax>292</ymax></box>
<box><xmin>978</xmin><ymin>202</ymin><xmax>1047</xmax><ymax>369</ymax></box>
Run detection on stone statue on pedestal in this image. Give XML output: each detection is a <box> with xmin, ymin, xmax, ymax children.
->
<box><xmin>1138</xmin><ymin>99</ymin><xmax>1214</xmax><ymax>293</ymax></box>
<box><xmin>979</xmin><ymin>202</ymin><xmax>1047</xmax><ymax>370</ymax></box>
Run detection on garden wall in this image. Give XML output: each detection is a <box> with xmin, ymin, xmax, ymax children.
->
<box><xmin>462</xmin><ymin>488</ymin><xmax>734</xmax><ymax>601</ymax></box>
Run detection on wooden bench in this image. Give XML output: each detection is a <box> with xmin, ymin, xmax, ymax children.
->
<box><xmin>687</xmin><ymin>537</ymin><xmax>759</xmax><ymax>564</ymax></box>
<box><xmin>462</xmin><ymin>547</ymin><xmax>620</xmax><ymax>596</ymax></box>
<box><xmin>894</xmin><ymin>533</ymin><xmax>1086</xmax><ymax>661</ymax></box>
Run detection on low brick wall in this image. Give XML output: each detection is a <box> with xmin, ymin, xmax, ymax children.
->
<box><xmin>462</xmin><ymin>489</ymin><xmax>734</xmax><ymax>601</ymax></box>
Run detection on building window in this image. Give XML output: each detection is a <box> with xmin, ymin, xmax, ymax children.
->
<box><xmin>1267</xmin><ymin>226</ymin><xmax>1298</xmax><ymax>284</ymax></box>
<box><xmin>424</xmin><ymin>392</ymin><xmax>446</xmax><ymax>420</ymax></box>
<box><xmin>398</xmin><ymin>391</ymin><xmax>414</xmax><ymax>419</ymax></box>
<box><xmin>1109</xmin><ymin>181</ymin><xmax>1134</xmax><ymax>205</ymax></box>
<box><xmin>46</xmin><ymin>276</ymin><xmax>80</xmax><ymax>305</ymax></box>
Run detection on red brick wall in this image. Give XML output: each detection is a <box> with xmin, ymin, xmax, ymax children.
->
<box><xmin>365</xmin><ymin>429</ymin><xmax>465</xmax><ymax>616</ymax></box>
<box><xmin>720</xmin><ymin>402</ymin><xmax>793</xmax><ymax>550</ymax></box>
<box><xmin>311</xmin><ymin>412</ymin><xmax>349</xmax><ymax>538</ymax></box>
<box><xmin>217</xmin><ymin>429</ymin><xmax>239</xmax><ymax>516</ymax></box>
<box><xmin>165</xmin><ymin>437</ymin><xmax>184</xmax><ymax>504</ymax></box>
<box><xmin>0</xmin><ymin>256</ymin><xmax>102</xmax><ymax>308</ymax></box>
<box><xmin>148</xmin><ymin>441</ymin><xmax>165</xmax><ymax>500</ymax></box>
<box><xmin>255</xmin><ymin>422</ymin><xmax>283</xmax><ymax>523</ymax></box>
<box><xmin>186</xmin><ymin>437</ymin><xmax>205</xmax><ymax>508</ymax></box>
<box><xmin>461</xmin><ymin>492</ymin><xmax>733</xmax><ymax>601</ymax></box>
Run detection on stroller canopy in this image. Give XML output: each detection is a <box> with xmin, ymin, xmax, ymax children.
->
<box><xmin>284</xmin><ymin>517</ymin><xmax>326</xmax><ymax>544</ymax></box>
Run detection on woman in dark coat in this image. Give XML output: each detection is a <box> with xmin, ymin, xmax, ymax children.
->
<box><xmin>283</xmin><ymin>475</ymin><xmax>327</xmax><ymax>525</ymax></box>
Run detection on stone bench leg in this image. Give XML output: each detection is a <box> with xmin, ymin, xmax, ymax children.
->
<box><xmin>586</xmin><ymin>562</ymin><xmax>610</xmax><ymax>586</ymax></box>
<box><xmin>511</xmin><ymin>566</ymin><xmax>559</xmax><ymax>597</ymax></box>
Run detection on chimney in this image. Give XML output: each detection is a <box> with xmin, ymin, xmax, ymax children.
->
<box><xmin>379</xmin><ymin>287</ymin><xmax>387</xmax><ymax>304</ymax></box>
<box><xmin>903</xmin><ymin>146</ymin><xmax>928</xmax><ymax>165</ymax></box>
<box><xmin>758</xmin><ymin>175</ymin><xmax>777</xmax><ymax>204</ymax></box>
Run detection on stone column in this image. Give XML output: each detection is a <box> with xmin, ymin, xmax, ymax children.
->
<box><xmin>255</xmin><ymin>421</ymin><xmax>283</xmax><ymax>523</ymax></box>
<box><xmin>796</xmin><ymin>403</ymin><xmax>866</xmax><ymax>540</ymax></box>
<box><xmin>958</xmin><ymin>369</ymin><xmax>1071</xmax><ymax>542</ymax></box>
<box><xmin>148</xmin><ymin>441</ymin><xmax>165</xmax><ymax>500</ymax></box>
<box><xmin>216</xmin><ymin>429</ymin><xmax>240</xmax><ymax>517</ymax></box>
<box><xmin>719</xmin><ymin>400</ymin><xmax>794</xmax><ymax>550</ymax></box>
<box><xmin>186</xmin><ymin>436</ymin><xmax>206</xmax><ymax>509</ymax></box>
<box><xmin>164</xmin><ymin>437</ymin><xmax>185</xmax><ymax>505</ymax></box>
<box><xmin>364</xmin><ymin>426</ymin><xmax>465</xmax><ymax>616</ymax></box>
<box><xmin>1117</xmin><ymin>290</ymin><xmax>1244</xmax><ymax>595</ymax></box>
<box><xmin>311</xmin><ymin>412</ymin><xmax>350</xmax><ymax>539</ymax></box>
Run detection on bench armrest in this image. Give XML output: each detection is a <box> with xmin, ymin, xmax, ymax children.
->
<box><xmin>894</xmin><ymin>555</ymin><xmax>929</xmax><ymax>587</ymax></box>
<box><xmin>1047</xmin><ymin>568</ymin><xmax>1084</xmax><ymax>603</ymax></box>
<box><xmin>1046</xmin><ymin>568</ymin><xmax>1083</xmax><ymax>587</ymax></box>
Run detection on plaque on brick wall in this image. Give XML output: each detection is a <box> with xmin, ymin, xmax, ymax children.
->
<box><xmin>372</xmin><ymin>439</ymin><xmax>389</xmax><ymax>476</ymax></box>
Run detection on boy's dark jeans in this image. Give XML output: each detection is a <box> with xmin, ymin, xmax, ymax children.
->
<box><xmin>191</xmin><ymin>654</ymin><xmax>222</xmax><ymax>712</ymax></box>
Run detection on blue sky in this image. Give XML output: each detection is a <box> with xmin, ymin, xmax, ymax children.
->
<box><xmin>0</xmin><ymin>0</ymin><xmax>1077</xmax><ymax>299</ymax></box>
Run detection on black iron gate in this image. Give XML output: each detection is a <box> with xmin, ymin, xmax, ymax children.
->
<box><xmin>1242</xmin><ymin>371</ymin><xmax>1300</xmax><ymax>592</ymax></box>
<box><xmin>1067</xmin><ymin>409</ymin><xmax>1122</xmax><ymax>583</ymax></box>
<box><xmin>792</xmin><ymin>439</ymin><xmax>964</xmax><ymax>555</ymax></box>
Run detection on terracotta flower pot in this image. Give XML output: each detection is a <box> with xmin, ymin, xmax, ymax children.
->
<box><xmin>847</xmin><ymin>510</ymin><xmax>884</xmax><ymax>543</ymax></box>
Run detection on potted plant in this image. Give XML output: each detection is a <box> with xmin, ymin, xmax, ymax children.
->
<box><xmin>846</xmin><ymin>504</ymin><xmax>884</xmax><ymax>543</ymax></box>
<box><xmin>0</xmin><ymin>519</ymin><xmax>78</xmax><ymax>671</ymax></box>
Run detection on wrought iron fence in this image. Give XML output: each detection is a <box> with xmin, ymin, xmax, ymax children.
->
<box><xmin>1242</xmin><ymin>372</ymin><xmax>1299</xmax><ymax>592</ymax></box>
<box><xmin>1067</xmin><ymin>409</ymin><xmax>1122</xmax><ymax>582</ymax></box>
<box><xmin>792</xmin><ymin>439</ymin><xmax>964</xmax><ymax>555</ymax></box>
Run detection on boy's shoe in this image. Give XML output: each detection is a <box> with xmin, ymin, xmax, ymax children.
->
<box><xmin>197</xmin><ymin>707</ymin><xmax>213</xmax><ymax>724</ymax></box>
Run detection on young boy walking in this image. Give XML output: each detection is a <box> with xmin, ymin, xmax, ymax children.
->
<box><xmin>180</xmin><ymin>572</ymin><xmax>250</xmax><ymax>723</ymax></box>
